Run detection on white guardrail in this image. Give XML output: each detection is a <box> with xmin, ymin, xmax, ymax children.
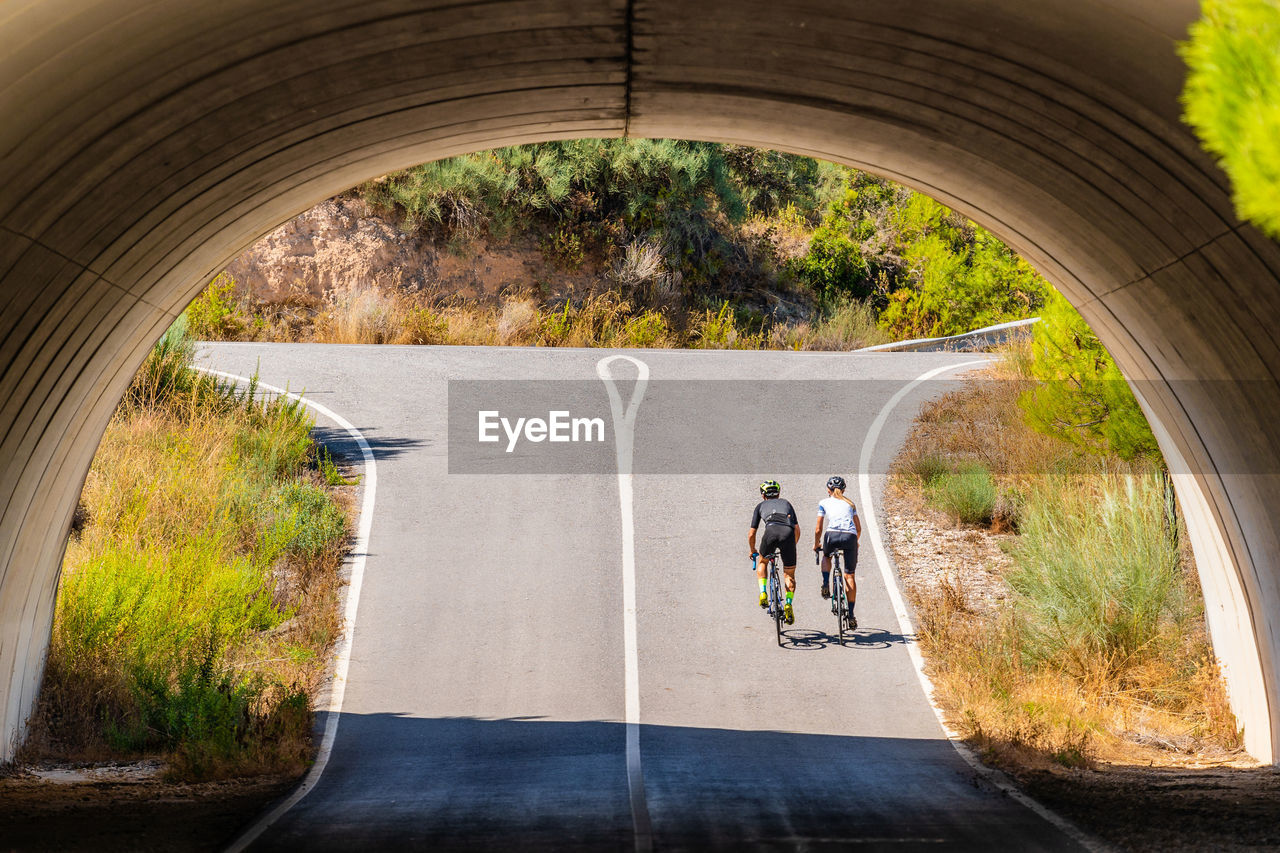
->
<box><xmin>856</xmin><ymin>317</ymin><xmax>1039</xmax><ymax>353</ymax></box>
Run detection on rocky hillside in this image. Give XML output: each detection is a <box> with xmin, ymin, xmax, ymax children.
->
<box><xmin>226</xmin><ymin>195</ymin><xmax>604</xmax><ymax>306</ymax></box>
<box><xmin>203</xmin><ymin>140</ymin><xmax>1053</xmax><ymax>347</ymax></box>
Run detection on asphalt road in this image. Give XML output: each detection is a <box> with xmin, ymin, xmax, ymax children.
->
<box><xmin>198</xmin><ymin>343</ymin><xmax>1085</xmax><ymax>852</ymax></box>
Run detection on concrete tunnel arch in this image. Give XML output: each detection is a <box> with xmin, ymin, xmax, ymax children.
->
<box><xmin>4</xmin><ymin>0</ymin><xmax>1280</xmax><ymax>763</ymax></box>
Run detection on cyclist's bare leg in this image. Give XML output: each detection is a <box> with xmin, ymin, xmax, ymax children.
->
<box><xmin>754</xmin><ymin>557</ymin><xmax>770</xmax><ymax>606</ymax></box>
<box><xmin>783</xmin><ymin>566</ymin><xmax>796</xmax><ymax>592</ymax></box>
<box><xmin>843</xmin><ymin>570</ymin><xmax>856</xmax><ymax>607</ymax></box>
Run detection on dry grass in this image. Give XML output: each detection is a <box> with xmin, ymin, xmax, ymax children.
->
<box><xmin>896</xmin><ymin>343</ymin><xmax>1074</xmax><ymax>484</ymax></box>
<box><xmin>196</xmin><ymin>278</ymin><xmax>887</xmax><ymax>351</ymax></box>
<box><xmin>913</xmin><ymin>572</ymin><xmax>1240</xmax><ymax>770</ymax></box>
<box><xmin>891</xmin><ymin>343</ymin><xmax>1244</xmax><ymax>771</ymax></box>
<box><xmin>21</xmin><ymin>326</ymin><xmax>351</xmax><ymax>781</ymax></box>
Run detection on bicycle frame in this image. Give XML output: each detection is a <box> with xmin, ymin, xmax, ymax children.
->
<box><xmin>819</xmin><ymin>543</ymin><xmax>850</xmax><ymax>645</ymax></box>
<box><xmin>758</xmin><ymin>550</ymin><xmax>785</xmax><ymax>647</ymax></box>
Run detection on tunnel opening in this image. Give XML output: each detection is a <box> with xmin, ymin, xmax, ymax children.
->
<box><xmin>17</xmin><ymin>134</ymin><xmax>1248</xmax><ymax>801</ymax></box>
<box><xmin>4</xmin><ymin>9</ymin><xmax>1280</xmax><ymax>851</ymax></box>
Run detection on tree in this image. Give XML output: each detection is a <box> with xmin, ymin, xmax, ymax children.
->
<box><xmin>1182</xmin><ymin>0</ymin><xmax>1280</xmax><ymax>238</ymax></box>
<box><xmin>1018</xmin><ymin>291</ymin><xmax>1160</xmax><ymax>461</ymax></box>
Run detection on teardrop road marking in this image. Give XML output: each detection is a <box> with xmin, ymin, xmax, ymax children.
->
<box><xmin>596</xmin><ymin>354</ymin><xmax>653</xmax><ymax>853</ymax></box>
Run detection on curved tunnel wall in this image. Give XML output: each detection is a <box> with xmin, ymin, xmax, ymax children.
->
<box><xmin>4</xmin><ymin>0</ymin><xmax>1279</xmax><ymax>761</ymax></box>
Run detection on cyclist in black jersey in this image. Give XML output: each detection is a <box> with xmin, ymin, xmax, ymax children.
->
<box><xmin>748</xmin><ymin>479</ymin><xmax>801</xmax><ymax>624</ymax></box>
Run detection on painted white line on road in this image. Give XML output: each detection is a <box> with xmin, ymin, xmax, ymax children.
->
<box><xmin>196</xmin><ymin>370</ymin><xmax>378</xmax><ymax>853</ymax></box>
<box><xmin>596</xmin><ymin>355</ymin><xmax>654</xmax><ymax>853</ymax></box>
<box><xmin>858</xmin><ymin>359</ymin><xmax>1108</xmax><ymax>853</ymax></box>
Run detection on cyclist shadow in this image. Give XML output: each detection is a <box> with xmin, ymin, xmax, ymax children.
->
<box><xmin>779</xmin><ymin>626</ymin><xmax>911</xmax><ymax>650</ymax></box>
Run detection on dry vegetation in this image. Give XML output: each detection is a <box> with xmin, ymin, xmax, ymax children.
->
<box><xmin>20</xmin><ymin>322</ymin><xmax>353</xmax><ymax>781</ymax></box>
<box><xmin>887</xmin><ymin>340</ymin><xmax>1244</xmax><ymax>771</ymax></box>
<box><xmin>190</xmin><ymin>272</ymin><xmax>889</xmax><ymax>351</ymax></box>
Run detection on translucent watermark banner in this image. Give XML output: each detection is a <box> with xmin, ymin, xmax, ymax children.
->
<box><xmin>444</xmin><ymin>377</ymin><xmax>1280</xmax><ymax>476</ymax></box>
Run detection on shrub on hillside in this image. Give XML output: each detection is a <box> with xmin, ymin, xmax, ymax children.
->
<box><xmin>399</xmin><ymin>307</ymin><xmax>449</xmax><ymax>345</ymax></box>
<box><xmin>691</xmin><ymin>301</ymin><xmax>765</xmax><ymax>349</ymax></box>
<box><xmin>619</xmin><ymin>310</ymin><xmax>673</xmax><ymax>348</ymax></box>
<box><xmin>362</xmin><ymin>139</ymin><xmax>830</xmax><ymax>293</ymax></box>
<box><xmin>798</xmin><ymin>297</ymin><xmax>888</xmax><ymax>350</ymax></box>
<box><xmin>185</xmin><ymin>273</ymin><xmax>247</xmax><ymax>340</ymax></box>
<box><xmin>787</xmin><ymin>172</ymin><xmax>1049</xmax><ymax>336</ymax></box>
<box><xmin>786</xmin><ymin>173</ymin><xmax>907</xmax><ymax>300</ymax></box>
<box><xmin>878</xmin><ymin>200</ymin><xmax>1048</xmax><ymax>339</ymax></box>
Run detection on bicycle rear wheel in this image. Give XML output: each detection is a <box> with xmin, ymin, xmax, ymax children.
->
<box><xmin>771</xmin><ymin>566</ymin><xmax>784</xmax><ymax>647</ymax></box>
<box><xmin>833</xmin><ymin>554</ymin><xmax>847</xmax><ymax>645</ymax></box>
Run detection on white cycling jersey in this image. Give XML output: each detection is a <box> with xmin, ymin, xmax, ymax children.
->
<box><xmin>817</xmin><ymin>496</ymin><xmax>858</xmax><ymax>534</ymax></box>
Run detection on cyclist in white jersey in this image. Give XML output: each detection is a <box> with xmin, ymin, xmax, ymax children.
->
<box><xmin>813</xmin><ymin>475</ymin><xmax>861</xmax><ymax>629</ymax></box>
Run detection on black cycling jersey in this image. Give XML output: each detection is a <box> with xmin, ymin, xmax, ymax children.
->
<box><xmin>751</xmin><ymin>498</ymin><xmax>798</xmax><ymax>530</ymax></box>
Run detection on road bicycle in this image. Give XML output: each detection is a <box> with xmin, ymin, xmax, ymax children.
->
<box><xmin>754</xmin><ymin>549</ymin><xmax>786</xmax><ymax>647</ymax></box>
<box><xmin>818</xmin><ymin>547</ymin><xmax>851</xmax><ymax>645</ymax></box>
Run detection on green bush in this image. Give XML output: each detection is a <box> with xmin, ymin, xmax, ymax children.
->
<box><xmin>232</xmin><ymin>395</ymin><xmax>316</xmax><ymax>481</ymax></box>
<box><xmin>906</xmin><ymin>453</ymin><xmax>951</xmax><ymax>485</ymax></box>
<box><xmin>318</xmin><ymin>446</ymin><xmax>354</xmax><ymax>487</ymax></box>
<box><xmin>261</xmin><ymin>481</ymin><xmax>347</xmax><ymax>560</ymax></box>
<box><xmin>719</xmin><ymin>145</ymin><xmax>835</xmax><ymax>217</ymax></box>
<box><xmin>57</xmin><ymin>539</ymin><xmax>283</xmax><ymax>662</ymax></box>
<box><xmin>788</xmin><ymin>214</ymin><xmax>875</xmax><ymax>300</ymax></box>
<box><xmin>1182</xmin><ymin>0</ymin><xmax>1280</xmax><ymax>238</ymax></box>
<box><xmin>927</xmin><ymin>462</ymin><xmax>997</xmax><ymax>524</ymax></box>
<box><xmin>786</xmin><ymin>173</ymin><xmax>905</xmax><ymax>299</ymax></box>
<box><xmin>691</xmin><ymin>301</ymin><xmax>763</xmax><ymax>349</ymax></box>
<box><xmin>185</xmin><ymin>273</ymin><xmax>246</xmax><ymax>340</ymax></box>
<box><xmin>888</xmin><ymin>236</ymin><xmax>1045</xmax><ymax>338</ymax></box>
<box><xmin>1008</xmin><ymin>474</ymin><xmax>1189</xmax><ymax>679</ymax></box>
<box><xmin>401</xmin><ymin>307</ymin><xmax>449</xmax><ymax>345</ymax></box>
<box><xmin>40</xmin><ymin>319</ymin><xmax>346</xmax><ymax>777</ymax></box>
<box><xmin>877</xmin><ymin>196</ymin><xmax>1049</xmax><ymax>338</ymax></box>
<box><xmin>787</xmin><ymin>172</ymin><xmax>1049</xmax><ymax>336</ymax></box>
<box><xmin>1017</xmin><ymin>291</ymin><xmax>1159</xmax><ymax>461</ymax></box>
<box><xmin>125</xmin><ymin>315</ymin><xmax>199</xmax><ymax>408</ymax></box>
<box><xmin>619</xmin><ymin>311</ymin><xmax>671</xmax><ymax>348</ymax></box>
<box><xmin>363</xmin><ymin>139</ymin><xmax>831</xmax><ymax>290</ymax></box>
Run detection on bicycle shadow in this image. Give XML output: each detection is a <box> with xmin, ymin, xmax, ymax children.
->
<box><xmin>779</xmin><ymin>626</ymin><xmax>912</xmax><ymax>650</ymax></box>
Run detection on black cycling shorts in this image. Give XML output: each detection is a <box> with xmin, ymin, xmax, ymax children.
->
<box><xmin>822</xmin><ymin>531</ymin><xmax>858</xmax><ymax>573</ymax></box>
<box><xmin>759</xmin><ymin>523</ymin><xmax>797</xmax><ymax>568</ymax></box>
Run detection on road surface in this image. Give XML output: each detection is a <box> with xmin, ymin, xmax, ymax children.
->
<box><xmin>198</xmin><ymin>343</ymin><xmax>1085</xmax><ymax>852</ymax></box>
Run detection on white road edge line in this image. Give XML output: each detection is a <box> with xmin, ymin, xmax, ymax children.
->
<box><xmin>596</xmin><ymin>355</ymin><xmax>654</xmax><ymax>853</ymax></box>
<box><xmin>858</xmin><ymin>359</ymin><xmax>1110</xmax><ymax>853</ymax></box>
<box><xmin>194</xmin><ymin>369</ymin><xmax>378</xmax><ymax>853</ymax></box>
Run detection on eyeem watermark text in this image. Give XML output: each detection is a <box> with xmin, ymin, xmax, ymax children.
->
<box><xmin>478</xmin><ymin>410</ymin><xmax>606</xmax><ymax>452</ymax></box>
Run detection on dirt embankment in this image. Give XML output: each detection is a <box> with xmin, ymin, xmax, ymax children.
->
<box><xmin>225</xmin><ymin>195</ymin><xmax>602</xmax><ymax>305</ymax></box>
